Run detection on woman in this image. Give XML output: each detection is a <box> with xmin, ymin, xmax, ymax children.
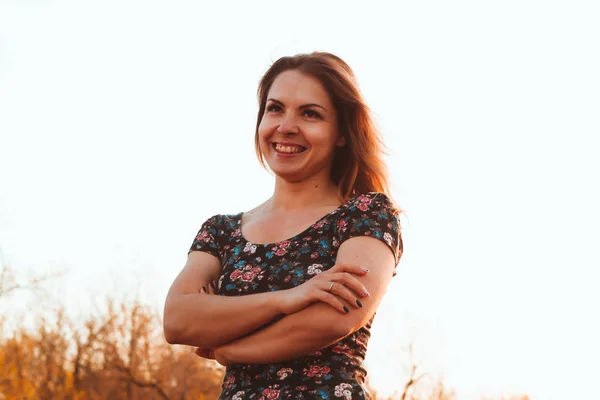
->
<box><xmin>163</xmin><ymin>52</ymin><xmax>403</xmax><ymax>400</ymax></box>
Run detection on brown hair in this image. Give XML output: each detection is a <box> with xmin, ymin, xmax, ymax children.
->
<box><xmin>255</xmin><ymin>51</ymin><xmax>401</xmax><ymax>213</ymax></box>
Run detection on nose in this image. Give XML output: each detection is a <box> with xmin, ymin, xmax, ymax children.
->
<box><xmin>277</xmin><ymin>112</ymin><xmax>299</xmax><ymax>135</ymax></box>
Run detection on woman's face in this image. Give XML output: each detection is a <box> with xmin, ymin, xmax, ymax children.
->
<box><xmin>258</xmin><ymin>69</ymin><xmax>344</xmax><ymax>183</ymax></box>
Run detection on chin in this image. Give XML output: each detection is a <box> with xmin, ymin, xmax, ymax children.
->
<box><xmin>270</xmin><ymin>168</ymin><xmax>305</xmax><ymax>182</ymax></box>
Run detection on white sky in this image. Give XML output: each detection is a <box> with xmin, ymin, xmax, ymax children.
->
<box><xmin>1</xmin><ymin>1</ymin><xmax>599</xmax><ymax>399</ymax></box>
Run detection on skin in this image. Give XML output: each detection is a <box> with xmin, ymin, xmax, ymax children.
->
<box><xmin>163</xmin><ymin>69</ymin><xmax>396</xmax><ymax>367</ymax></box>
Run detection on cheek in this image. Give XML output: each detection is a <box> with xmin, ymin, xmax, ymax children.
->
<box><xmin>306</xmin><ymin>128</ymin><xmax>338</xmax><ymax>151</ymax></box>
<box><xmin>259</xmin><ymin>113</ymin><xmax>279</xmax><ymax>133</ymax></box>
<box><xmin>257</xmin><ymin>119</ymin><xmax>271</xmax><ymax>143</ymax></box>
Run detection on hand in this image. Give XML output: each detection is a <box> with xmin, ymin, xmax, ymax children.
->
<box><xmin>213</xmin><ymin>346</ymin><xmax>231</xmax><ymax>367</ymax></box>
<box><xmin>200</xmin><ymin>279</ymin><xmax>218</xmax><ymax>296</ymax></box>
<box><xmin>194</xmin><ymin>347</ymin><xmax>215</xmax><ymax>360</ymax></box>
<box><xmin>277</xmin><ymin>264</ymin><xmax>371</xmax><ymax>315</ymax></box>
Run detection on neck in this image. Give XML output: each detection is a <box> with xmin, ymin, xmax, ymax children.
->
<box><xmin>268</xmin><ymin>175</ymin><xmax>342</xmax><ymax>212</ymax></box>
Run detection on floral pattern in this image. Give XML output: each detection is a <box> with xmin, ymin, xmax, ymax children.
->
<box><xmin>189</xmin><ymin>192</ymin><xmax>403</xmax><ymax>399</ymax></box>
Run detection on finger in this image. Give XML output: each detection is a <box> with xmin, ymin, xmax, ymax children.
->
<box><xmin>316</xmin><ymin>290</ymin><xmax>350</xmax><ymax>314</ymax></box>
<box><xmin>194</xmin><ymin>348</ymin><xmax>211</xmax><ymax>358</ymax></box>
<box><xmin>329</xmin><ymin>281</ymin><xmax>364</xmax><ymax>308</ymax></box>
<box><xmin>207</xmin><ymin>280</ymin><xmax>217</xmax><ymax>295</ymax></box>
<box><xmin>333</xmin><ymin>263</ymin><xmax>369</xmax><ymax>275</ymax></box>
<box><xmin>330</xmin><ymin>272</ymin><xmax>370</xmax><ymax>298</ymax></box>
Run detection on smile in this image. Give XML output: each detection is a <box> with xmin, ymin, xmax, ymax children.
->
<box><xmin>272</xmin><ymin>143</ymin><xmax>307</xmax><ymax>154</ymax></box>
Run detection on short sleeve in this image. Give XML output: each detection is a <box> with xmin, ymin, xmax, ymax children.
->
<box><xmin>335</xmin><ymin>192</ymin><xmax>403</xmax><ymax>270</ymax></box>
<box><xmin>187</xmin><ymin>214</ymin><xmax>222</xmax><ymax>259</ymax></box>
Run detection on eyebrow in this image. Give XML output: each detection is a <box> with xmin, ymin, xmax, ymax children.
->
<box><xmin>267</xmin><ymin>98</ymin><xmax>328</xmax><ymax>112</ymax></box>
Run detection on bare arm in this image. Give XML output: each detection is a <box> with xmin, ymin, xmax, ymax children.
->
<box><xmin>164</xmin><ymin>253</ymin><xmax>371</xmax><ymax>351</ymax></box>
<box><xmin>163</xmin><ymin>251</ymin><xmax>285</xmax><ymax>349</ymax></box>
<box><xmin>214</xmin><ymin>236</ymin><xmax>397</xmax><ymax>365</ymax></box>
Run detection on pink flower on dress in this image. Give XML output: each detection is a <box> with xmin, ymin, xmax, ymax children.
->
<box><xmin>260</xmin><ymin>388</ymin><xmax>280</xmax><ymax>400</ymax></box>
<box><xmin>241</xmin><ymin>271</ymin><xmax>256</xmax><ymax>282</ymax></box>
<box><xmin>271</xmin><ymin>240</ymin><xmax>290</xmax><ymax>257</ymax></box>
<box><xmin>276</xmin><ymin>368</ymin><xmax>293</xmax><ymax>380</ymax></box>
<box><xmin>231</xmin><ymin>228</ymin><xmax>242</xmax><ymax>237</ymax></box>
<box><xmin>356</xmin><ymin>194</ymin><xmax>372</xmax><ymax>211</ymax></box>
<box><xmin>239</xmin><ymin>266</ymin><xmax>262</xmax><ymax>282</ymax></box>
<box><xmin>311</xmin><ymin>252</ymin><xmax>319</xmax><ymax>259</ymax></box>
<box><xmin>332</xmin><ymin>343</ymin><xmax>353</xmax><ymax>357</ymax></box>
<box><xmin>230</xmin><ymin>270</ymin><xmax>243</xmax><ymax>281</ymax></box>
<box><xmin>273</xmin><ymin>240</ymin><xmax>291</xmax><ymax>256</ymax></box>
<box><xmin>196</xmin><ymin>230</ymin><xmax>212</xmax><ymax>243</ymax></box>
<box><xmin>336</xmin><ymin>219</ymin><xmax>348</xmax><ymax>234</ymax></box>
<box><xmin>224</xmin><ymin>375</ymin><xmax>235</xmax><ymax>389</ymax></box>
<box><xmin>306</xmin><ymin>365</ymin><xmax>330</xmax><ymax>378</ymax></box>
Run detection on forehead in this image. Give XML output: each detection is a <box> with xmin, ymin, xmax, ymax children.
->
<box><xmin>268</xmin><ymin>70</ymin><xmax>332</xmax><ymax>106</ymax></box>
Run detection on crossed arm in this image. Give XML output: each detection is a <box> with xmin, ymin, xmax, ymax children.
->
<box><xmin>163</xmin><ymin>236</ymin><xmax>396</xmax><ymax>365</ymax></box>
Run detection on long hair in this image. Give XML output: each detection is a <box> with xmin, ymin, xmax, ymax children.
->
<box><xmin>255</xmin><ymin>51</ymin><xmax>401</xmax><ymax>214</ymax></box>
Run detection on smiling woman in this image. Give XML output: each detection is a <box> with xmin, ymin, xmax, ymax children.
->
<box><xmin>163</xmin><ymin>52</ymin><xmax>404</xmax><ymax>400</ymax></box>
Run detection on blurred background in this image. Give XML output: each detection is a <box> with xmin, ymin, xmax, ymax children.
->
<box><xmin>1</xmin><ymin>1</ymin><xmax>598</xmax><ymax>399</ymax></box>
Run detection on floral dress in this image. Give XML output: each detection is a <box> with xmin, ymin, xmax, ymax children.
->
<box><xmin>188</xmin><ymin>192</ymin><xmax>403</xmax><ymax>400</ymax></box>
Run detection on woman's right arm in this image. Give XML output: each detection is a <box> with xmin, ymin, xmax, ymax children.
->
<box><xmin>163</xmin><ymin>251</ymin><xmax>284</xmax><ymax>349</ymax></box>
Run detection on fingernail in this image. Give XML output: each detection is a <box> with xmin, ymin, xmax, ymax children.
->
<box><xmin>209</xmin><ymin>281</ymin><xmax>215</xmax><ymax>290</ymax></box>
<box><xmin>343</xmin><ymin>306</ymin><xmax>349</xmax><ymax>313</ymax></box>
<box><xmin>361</xmin><ymin>267</ymin><xmax>369</xmax><ymax>272</ymax></box>
<box><xmin>364</xmin><ymin>290</ymin><xmax>370</xmax><ymax>297</ymax></box>
<box><xmin>202</xmin><ymin>286</ymin><xmax>207</xmax><ymax>293</ymax></box>
<box><xmin>356</xmin><ymin>300</ymin><xmax>363</xmax><ymax>307</ymax></box>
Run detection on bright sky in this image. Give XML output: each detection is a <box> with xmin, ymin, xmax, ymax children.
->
<box><xmin>1</xmin><ymin>1</ymin><xmax>599</xmax><ymax>399</ymax></box>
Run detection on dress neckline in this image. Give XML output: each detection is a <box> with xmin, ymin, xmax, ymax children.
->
<box><xmin>236</xmin><ymin>194</ymin><xmax>360</xmax><ymax>246</ymax></box>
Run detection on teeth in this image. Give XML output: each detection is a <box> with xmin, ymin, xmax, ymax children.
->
<box><xmin>275</xmin><ymin>143</ymin><xmax>304</xmax><ymax>154</ymax></box>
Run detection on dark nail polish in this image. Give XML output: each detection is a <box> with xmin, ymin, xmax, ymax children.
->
<box><xmin>343</xmin><ymin>305</ymin><xmax>349</xmax><ymax>313</ymax></box>
<box><xmin>209</xmin><ymin>281</ymin><xmax>215</xmax><ymax>290</ymax></box>
<box><xmin>202</xmin><ymin>286</ymin><xmax>207</xmax><ymax>293</ymax></box>
<box><xmin>356</xmin><ymin>300</ymin><xmax>363</xmax><ymax>307</ymax></box>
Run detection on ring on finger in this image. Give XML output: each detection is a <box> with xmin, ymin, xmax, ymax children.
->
<box><xmin>328</xmin><ymin>282</ymin><xmax>335</xmax><ymax>292</ymax></box>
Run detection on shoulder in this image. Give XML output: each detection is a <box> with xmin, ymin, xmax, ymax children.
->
<box><xmin>335</xmin><ymin>192</ymin><xmax>403</xmax><ymax>265</ymax></box>
<box><xmin>199</xmin><ymin>213</ymin><xmax>241</xmax><ymax>233</ymax></box>
<box><xmin>341</xmin><ymin>192</ymin><xmax>398</xmax><ymax>216</ymax></box>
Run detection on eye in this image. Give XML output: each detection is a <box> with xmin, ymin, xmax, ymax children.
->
<box><xmin>302</xmin><ymin>109</ymin><xmax>322</xmax><ymax>119</ymax></box>
<box><xmin>266</xmin><ymin>104</ymin><xmax>282</xmax><ymax>113</ymax></box>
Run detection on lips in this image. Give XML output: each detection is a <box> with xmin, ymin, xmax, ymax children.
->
<box><xmin>272</xmin><ymin>142</ymin><xmax>307</xmax><ymax>154</ymax></box>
